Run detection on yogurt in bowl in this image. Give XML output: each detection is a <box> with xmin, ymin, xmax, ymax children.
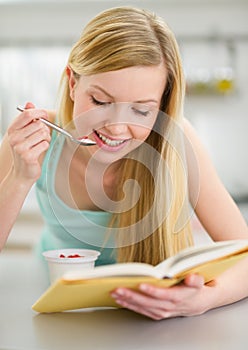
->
<box><xmin>42</xmin><ymin>249</ymin><xmax>100</xmax><ymax>283</ymax></box>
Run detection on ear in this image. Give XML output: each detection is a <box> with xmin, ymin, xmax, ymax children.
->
<box><xmin>66</xmin><ymin>66</ymin><xmax>77</xmax><ymax>101</ymax></box>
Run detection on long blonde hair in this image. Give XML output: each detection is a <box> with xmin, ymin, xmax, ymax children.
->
<box><xmin>58</xmin><ymin>6</ymin><xmax>193</xmax><ymax>265</ymax></box>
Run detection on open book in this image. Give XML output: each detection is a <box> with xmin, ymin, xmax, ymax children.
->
<box><xmin>32</xmin><ymin>239</ymin><xmax>248</xmax><ymax>313</ymax></box>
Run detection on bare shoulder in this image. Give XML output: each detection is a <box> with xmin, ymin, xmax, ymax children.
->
<box><xmin>183</xmin><ymin>118</ymin><xmax>201</xmax><ymax>148</ymax></box>
<box><xmin>182</xmin><ymin>117</ymin><xmax>211</xmax><ymax>163</ymax></box>
<box><xmin>182</xmin><ymin>117</ymin><xmax>217</xmax><ymax>188</ymax></box>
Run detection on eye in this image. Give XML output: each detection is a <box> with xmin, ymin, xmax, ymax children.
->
<box><xmin>90</xmin><ymin>96</ymin><xmax>110</xmax><ymax>106</ymax></box>
<box><xmin>131</xmin><ymin>106</ymin><xmax>150</xmax><ymax>117</ymax></box>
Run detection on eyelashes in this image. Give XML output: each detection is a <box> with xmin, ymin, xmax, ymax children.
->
<box><xmin>132</xmin><ymin>108</ymin><xmax>149</xmax><ymax>117</ymax></box>
<box><xmin>90</xmin><ymin>96</ymin><xmax>109</xmax><ymax>106</ymax></box>
<box><xmin>90</xmin><ymin>96</ymin><xmax>151</xmax><ymax>117</ymax></box>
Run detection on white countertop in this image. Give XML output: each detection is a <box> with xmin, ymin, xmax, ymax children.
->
<box><xmin>1</xmin><ymin>251</ymin><xmax>248</xmax><ymax>350</ymax></box>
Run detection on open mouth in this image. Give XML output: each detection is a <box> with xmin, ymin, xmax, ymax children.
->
<box><xmin>94</xmin><ymin>130</ymin><xmax>128</xmax><ymax>148</ymax></box>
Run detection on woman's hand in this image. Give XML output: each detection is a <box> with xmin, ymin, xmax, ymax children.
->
<box><xmin>111</xmin><ymin>274</ymin><xmax>212</xmax><ymax>320</ymax></box>
<box><xmin>7</xmin><ymin>102</ymin><xmax>51</xmax><ymax>183</ymax></box>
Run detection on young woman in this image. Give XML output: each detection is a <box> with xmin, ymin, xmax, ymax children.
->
<box><xmin>0</xmin><ymin>6</ymin><xmax>248</xmax><ymax>320</ymax></box>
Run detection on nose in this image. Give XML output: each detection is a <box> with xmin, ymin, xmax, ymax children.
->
<box><xmin>104</xmin><ymin>121</ymin><xmax>129</xmax><ymax>136</ymax></box>
<box><xmin>104</xmin><ymin>103</ymin><xmax>129</xmax><ymax>136</ymax></box>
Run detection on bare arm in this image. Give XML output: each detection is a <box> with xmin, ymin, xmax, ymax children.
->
<box><xmin>110</xmin><ymin>119</ymin><xmax>248</xmax><ymax>320</ymax></box>
<box><xmin>184</xmin><ymin>118</ymin><xmax>248</xmax><ymax>241</ymax></box>
<box><xmin>0</xmin><ymin>103</ymin><xmax>52</xmax><ymax>251</ymax></box>
<box><xmin>182</xmin><ymin>120</ymin><xmax>248</xmax><ymax>314</ymax></box>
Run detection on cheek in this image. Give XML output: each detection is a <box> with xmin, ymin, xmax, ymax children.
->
<box><xmin>72</xmin><ymin>94</ymin><xmax>90</xmax><ymax>117</ymax></box>
<box><xmin>72</xmin><ymin>94</ymin><xmax>94</xmax><ymax>131</ymax></box>
<box><xmin>72</xmin><ymin>104</ymin><xmax>94</xmax><ymax>136</ymax></box>
<box><xmin>132</xmin><ymin>113</ymin><xmax>157</xmax><ymax>140</ymax></box>
<box><xmin>132</xmin><ymin>126</ymin><xmax>152</xmax><ymax>141</ymax></box>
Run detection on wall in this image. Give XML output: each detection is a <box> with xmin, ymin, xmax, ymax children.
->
<box><xmin>0</xmin><ymin>0</ymin><xmax>248</xmax><ymax>200</ymax></box>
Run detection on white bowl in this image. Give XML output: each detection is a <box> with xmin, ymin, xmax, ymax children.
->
<box><xmin>42</xmin><ymin>249</ymin><xmax>100</xmax><ymax>283</ymax></box>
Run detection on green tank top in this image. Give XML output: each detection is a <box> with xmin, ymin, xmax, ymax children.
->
<box><xmin>35</xmin><ymin>131</ymin><xmax>116</xmax><ymax>266</ymax></box>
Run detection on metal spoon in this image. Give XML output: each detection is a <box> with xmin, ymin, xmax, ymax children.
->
<box><xmin>16</xmin><ymin>106</ymin><xmax>96</xmax><ymax>146</ymax></box>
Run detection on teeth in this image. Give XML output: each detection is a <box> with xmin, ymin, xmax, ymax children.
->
<box><xmin>97</xmin><ymin>132</ymin><xmax>125</xmax><ymax>147</ymax></box>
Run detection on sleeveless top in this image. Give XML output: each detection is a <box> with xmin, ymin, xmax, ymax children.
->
<box><xmin>35</xmin><ymin>131</ymin><xmax>116</xmax><ymax>266</ymax></box>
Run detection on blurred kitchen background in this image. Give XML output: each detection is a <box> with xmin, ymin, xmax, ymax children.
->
<box><xmin>0</xmin><ymin>0</ymin><xmax>247</xmax><ymax>252</ymax></box>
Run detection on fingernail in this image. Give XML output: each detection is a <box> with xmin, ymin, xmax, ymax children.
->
<box><xmin>139</xmin><ymin>284</ymin><xmax>149</xmax><ymax>292</ymax></box>
<box><xmin>111</xmin><ymin>292</ymin><xmax>118</xmax><ymax>298</ymax></box>
<box><xmin>115</xmin><ymin>299</ymin><xmax>127</xmax><ymax>307</ymax></box>
<box><xmin>115</xmin><ymin>288</ymin><xmax>124</xmax><ymax>296</ymax></box>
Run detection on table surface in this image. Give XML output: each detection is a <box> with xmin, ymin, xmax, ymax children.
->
<box><xmin>1</xmin><ymin>251</ymin><xmax>248</xmax><ymax>350</ymax></box>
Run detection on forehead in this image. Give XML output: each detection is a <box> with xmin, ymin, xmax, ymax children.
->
<box><xmin>79</xmin><ymin>64</ymin><xmax>167</xmax><ymax>104</ymax></box>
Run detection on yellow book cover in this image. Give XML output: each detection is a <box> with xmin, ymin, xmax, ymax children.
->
<box><xmin>32</xmin><ymin>240</ymin><xmax>248</xmax><ymax>313</ymax></box>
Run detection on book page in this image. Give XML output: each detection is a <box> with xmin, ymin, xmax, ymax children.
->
<box><xmin>155</xmin><ymin>240</ymin><xmax>248</xmax><ymax>278</ymax></box>
<box><xmin>63</xmin><ymin>262</ymin><xmax>162</xmax><ymax>281</ymax></box>
<box><xmin>62</xmin><ymin>240</ymin><xmax>248</xmax><ymax>281</ymax></box>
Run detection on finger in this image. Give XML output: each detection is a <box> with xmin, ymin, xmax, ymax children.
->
<box><xmin>24</xmin><ymin>101</ymin><xmax>35</xmax><ymax>109</ymax></box>
<box><xmin>111</xmin><ymin>288</ymin><xmax>188</xmax><ymax>319</ymax></box>
<box><xmin>15</xmin><ymin>140</ymin><xmax>50</xmax><ymax>164</ymax></box>
<box><xmin>9</xmin><ymin>122</ymin><xmax>50</xmax><ymax>151</ymax></box>
<box><xmin>12</xmin><ymin>106</ymin><xmax>48</xmax><ymax>131</ymax></box>
<box><xmin>138</xmin><ymin>283</ymin><xmax>173</xmax><ymax>300</ymax></box>
<box><xmin>24</xmin><ymin>120</ymin><xmax>50</xmax><ymax>139</ymax></box>
<box><xmin>138</xmin><ymin>279</ymin><xmax>203</xmax><ymax>303</ymax></box>
<box><xmin>12</xmin><ymin>120</ymin><xmax>50</xmax><ymax>143</ymax></box>
<box><xmin>183</xmin><ymin>274</ymin><xmax>205</xmax><ymax>288</ymax></box>
<box><xmin>13</xmin><ymin>128</ymin><xmax>51</xmax><ymax>154</ymax></box>
<box><xmin>114</xmin><ymin>298</ymin><xmax>170</xmax><ymax>320</ymax></box>
<box><xmin>111</xmin><ymin>288</ymin><xmax>175</xmax><ymax>310</ymax></box>
<box><xmin>17</xmin><ymin>109</ymin><xmax>48</xmax><ymax>129</ymax></box>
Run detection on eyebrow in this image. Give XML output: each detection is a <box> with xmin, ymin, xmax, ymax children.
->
<box><xmin>90</xmin><ymin>85</ymin><xmax>159</xmax><ymax>105</ymax></box>
<box><xmin>90</xmin><ymin>85</ymin><xmax>114</xmax><ymax>99</ymax></box>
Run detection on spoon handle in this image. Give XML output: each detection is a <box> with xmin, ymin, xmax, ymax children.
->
<box><xmin>16</xmin><ymin>105</ymin><xmax>96</xmax><ymax>146</ymax></box>
<box><xmin>16</xmin><ymin>106</ymin><xmax>73</xmax><ymax>140</ymax></box>
<box><xmin>38</xmin><ymin>117</ymin><xmax>73</xmax><ymax>140</ymax></box>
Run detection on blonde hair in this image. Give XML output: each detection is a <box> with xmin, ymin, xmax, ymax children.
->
<box><xmin>58</xmin><ymin>6</ymin><xmax>193</xmax><ymax>265</ymax></box>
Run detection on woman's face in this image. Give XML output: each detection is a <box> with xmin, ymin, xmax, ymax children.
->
<box><xmin>67</xmin><ymin>64</ymin><xmax>167</xmax><ymax>163</ymax></box>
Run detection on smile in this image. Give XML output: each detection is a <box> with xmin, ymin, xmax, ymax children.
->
<box><xmin>94</xmin><ymin>130</ymin><xmax>127</xmax><ymax>147</ymax></box>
